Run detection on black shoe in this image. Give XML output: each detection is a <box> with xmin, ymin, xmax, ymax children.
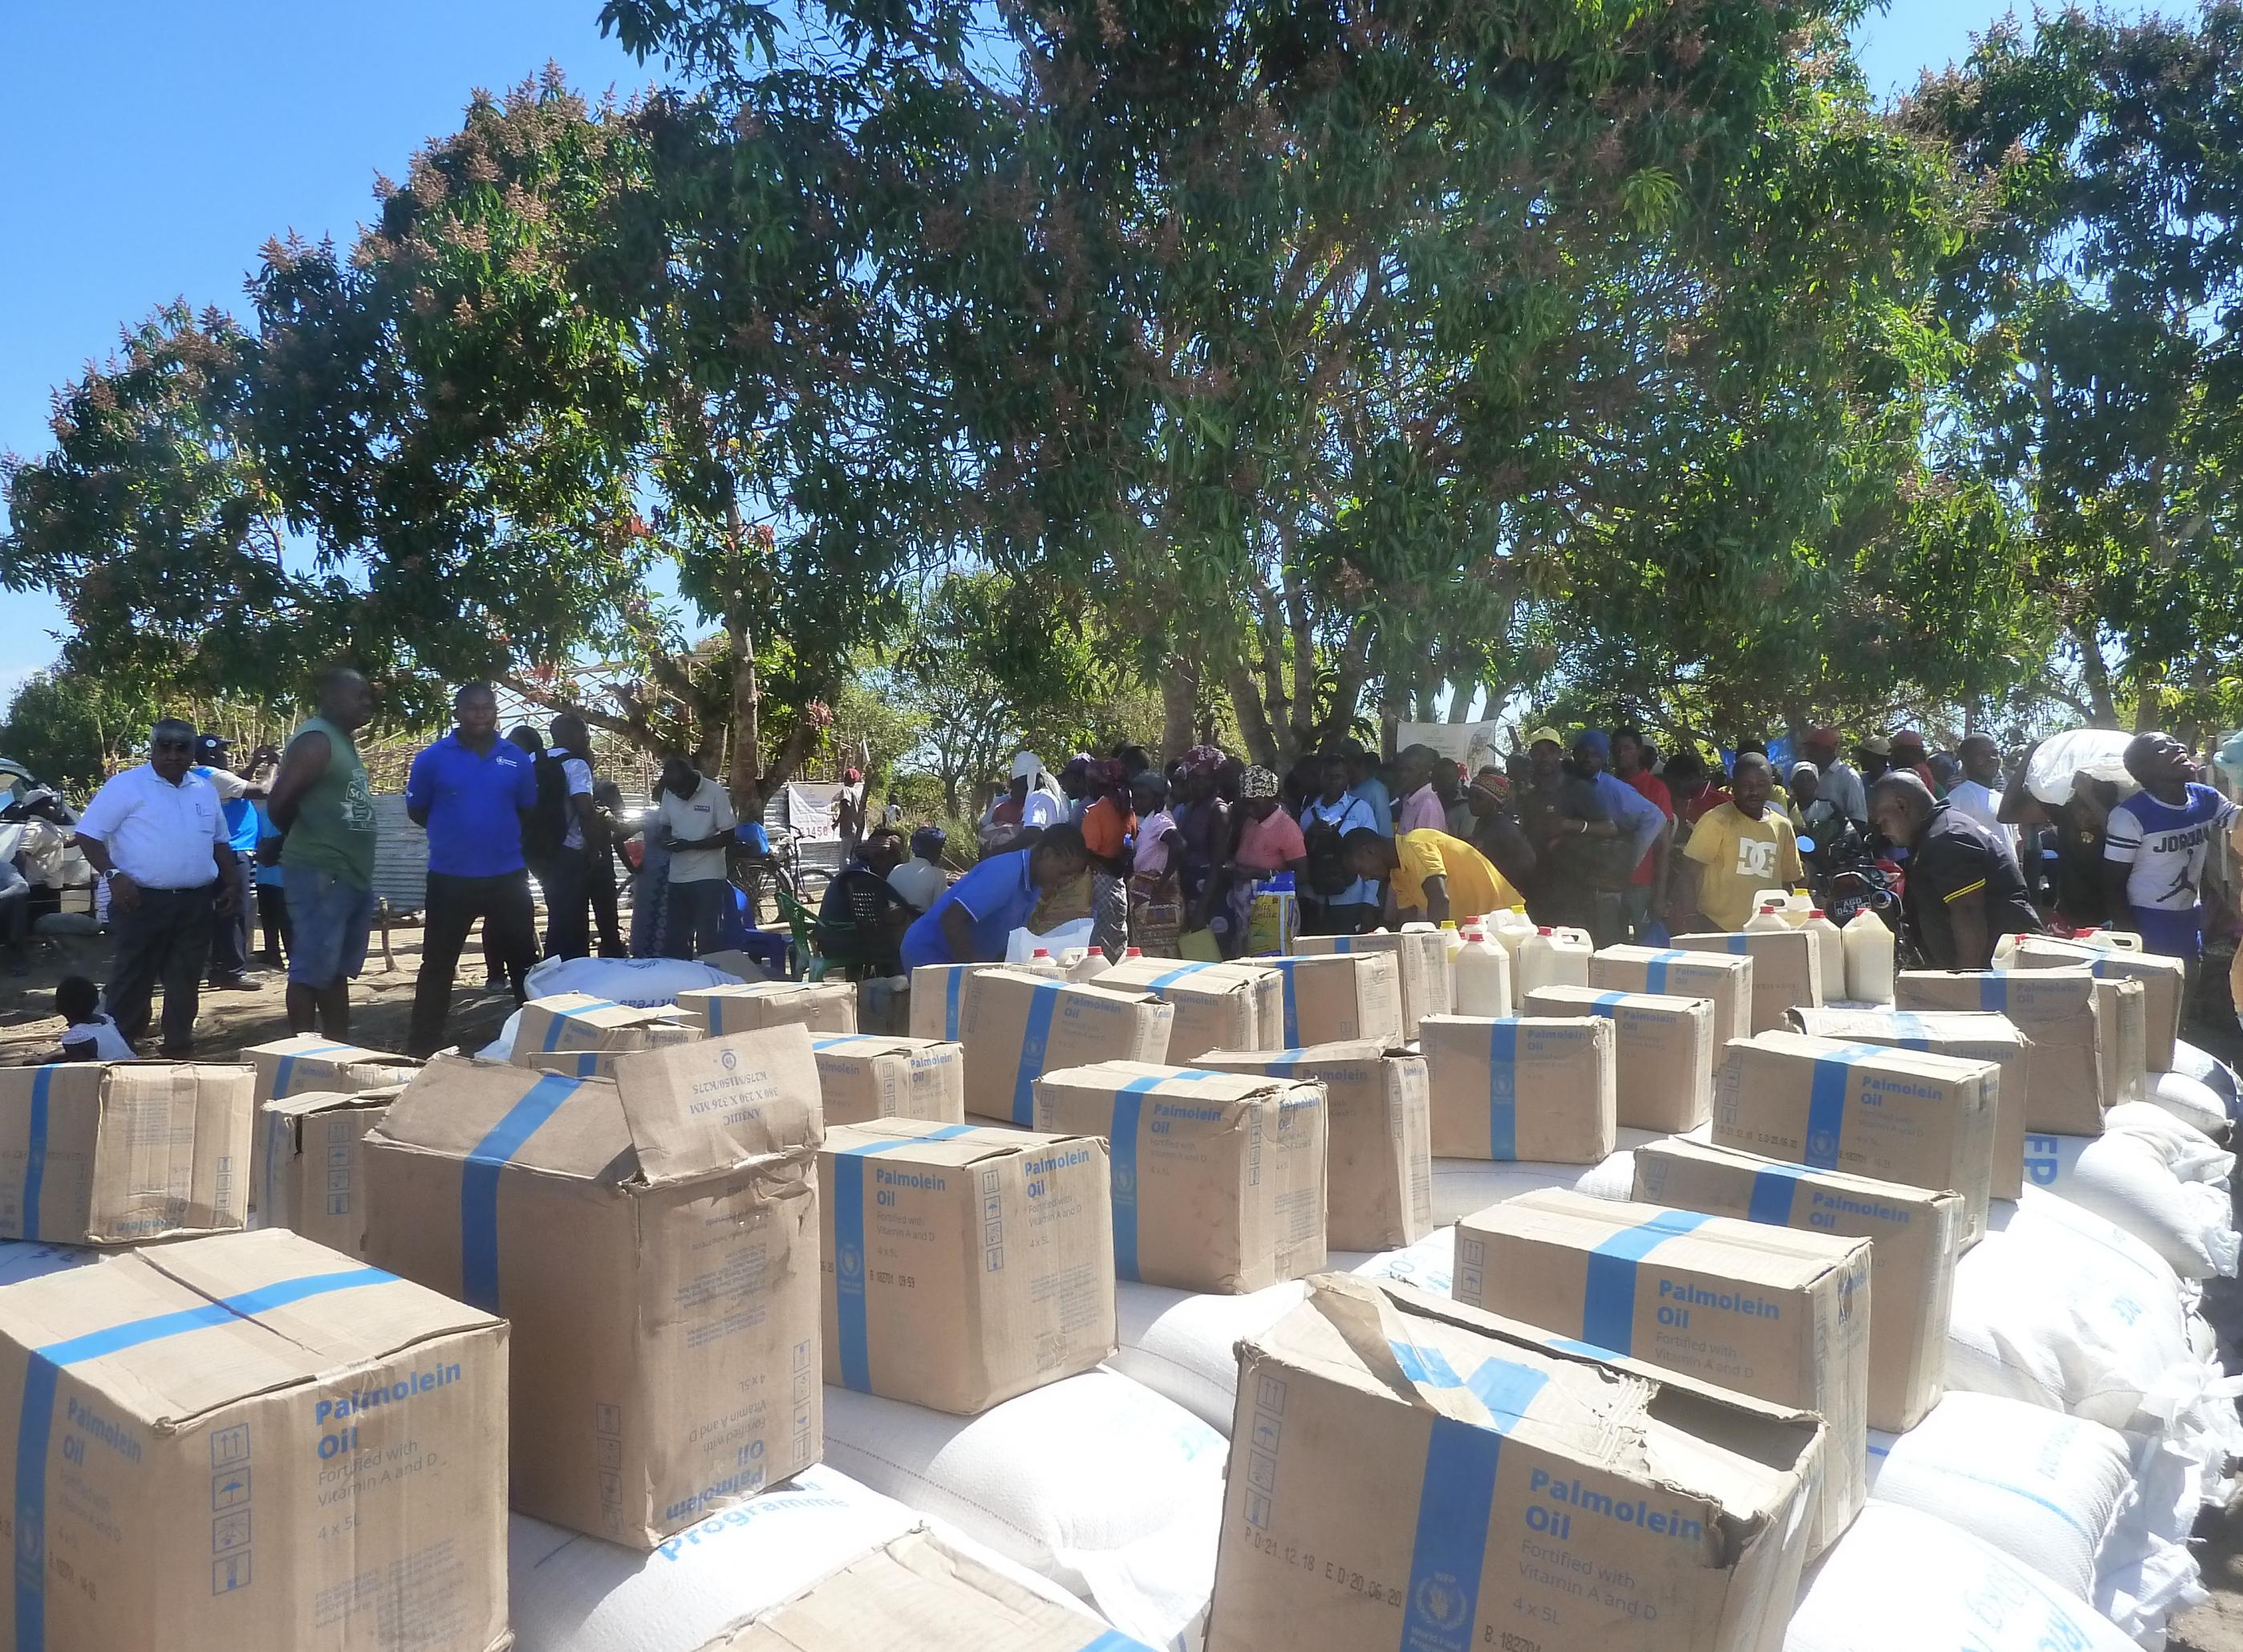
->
<box><xmin>209</xmin><ymin>974</ymin><xmax>262</xmax><ymax>992</ymax></box>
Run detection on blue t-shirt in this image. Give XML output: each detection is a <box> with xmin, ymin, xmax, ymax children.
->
<box><xmin>404</xmin><ymin>733</ymin><xmax>538</xmax><ymax>879</ymax></box>
<box><xmin>253</xmin><ymin>803</ymin><xmax>285</xmax><ymax>888</ymax></box>
<box><xmin>899</xmin><ymin>850</ymin><xmax>1039</xmax><ymax>969</ymax></box>
<box><xmin>1352</xmin><ymin>775</ymin><xmax>1395</xmax><ymax>837</ymax></box>
<box><xmin>193</xmin><ymin>766</ymin><xmax>263</xmax><ymax>854</ymax></box>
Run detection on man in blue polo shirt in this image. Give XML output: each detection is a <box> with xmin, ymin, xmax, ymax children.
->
<box><xmin>900</xmin><ymin>825</ymin><xmax>1091</xmax><ymax>970</ymax></box>
<box><xmin>404</xmin><ymin>682</ymin><xmax>541</xmax><ymax>1055</ymax></box>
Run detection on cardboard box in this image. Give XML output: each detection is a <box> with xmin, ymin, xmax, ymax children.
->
<box><xmin>1032</xmin><ymin>1061</ymin><xmax>1326</xmax><ymax>1293</ymax></box>
<box><xmin>1417</xmin><ymin>1015</ymin><xmax>1616</xmax><ymax>1163</ymax></box>
<box><xmin>679</xmin><ymin>980</ymin><xmax>859</xmax><ymax>1037</ymax></box>
<box><xmin>2009</xmin><ymin>936</ymin><xmax>2185</xmax><ymax>1074</ymax></box>
<box><xmin>1522</xmin><ymin>984</ymin><xmax>1714</xmax><ymax>1132</ymax></box>
<box><xmin>956</xmin><ymin>971</ymin><xmax>1174</xmax><ymax>1126</ymax></box>
<box><xmin>1714</xmin><ymin>1030</ymin><xmax>1999</xmax><ymax>1244</ymax></box>
<box><xmin>695</xmin><ymin>947</ymin><xmax>773</xmax><ymax>980</ymax></box>
<box><xmin>0</xmin><ymin>1228</ymin><xmax>508</xmax><ymax>1652</ymax></box>
<box><xmin>1896</xmin><ymin>968</ymin><xmax>2108</xmax><ymax>1134</ymax></box>
<box><xmin>809</xmin><ymin>1033</ymin><xmax>966</xmax><ymax>1125</ymax></box>
<box><xmin>1789</xmin><ymin>1007</ymin><xmax>2031</xmax><ymax>1200</ymax></box>
<box><xmin>364</xmin><ymin>1033</ymin><xmax>824</xmax><ymax>1546</ymax></box>
<box><xmin>1633</xmin><ymin>1135</ymin><xmax>1964</xmax><ymax>1431</ymax></box>
<box><xmin>244</xmin><ymin>1033</ymin><xmax>419</xmax><ymax>1106</ymax></box>
<box><xmin>820</xmin><ymin>1118</ymin><xmax>1113</xmax><ymax>1412</ymax></box>
<box><xmin>2095</xmin><ymin>977</ymin><xmax>2148</xmax><ymax>1109</ymax></box>
<box><xmin>1094</xmin><ymin>957</ymin><xmax>1283</xmax><ymax>1060</ymax></box>
<box><xmin>254</xmin><ymin>1084</ymin><xmax>400</xmax><ymax>1258</ymax></box>
<box><xmin>1589</xmin><ymin>946</ymin><xmax>1753</xmax><ymax>1070</ymax></box>
<box><xmin>1291</xmin><ymin>932</ymin><xmax>1440</xmax><ymax>1034</ymax></box>
<box><xmin>0</xmin><ymin>1061</ymin><xmax>252</xmax><ymax>1244</ymax></box>
<box><xmin>1205</xmin><ymin>1274</ymin><xmax>1824</xmax><ymax>1652</ymax></box>
<box><xmin>1263</xmin><ymin>952</ymin><xmax>1406</xmax><ymax>1049</ymax></box>
<box><xmin>511</xmin><ymin>993</ymin><xmax>703</xmax><ymax>1074</ymax></box>
<box><xmin>1672</xmin><ymin>930</ymin><xmax>1823</xmax><ymax>1032</ymax></box>
<box><xmin>908</xmin><ymin>960</ymin><xmax>1062</xmax><ymax>1041</ymax></box>
<box><xmin>1454</xmin><ymin>1187</ymin><xmax>1871</xmax><ymax>1554</ymax></box>
<box><xmin>1198</xmin><ymin>1041</ymin><xmax>1432</xmax><ymax>1249</ymax></box>
<box><xmin>721</xmin><ymin>1528</ymin><xmax>1134</xmax><ymax>1650</ymax></box>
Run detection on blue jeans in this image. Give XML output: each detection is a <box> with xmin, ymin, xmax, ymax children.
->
<box><xmin>662</xmin><ymin>879</ymin><xmax>729</xmax><ymax>960</ymax></box>
<box><xmin>286</xmin><ymin>864</ymin><xmax>376</xmax><ymax>988</ymax></box>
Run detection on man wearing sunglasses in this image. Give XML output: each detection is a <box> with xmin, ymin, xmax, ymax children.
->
<box><xmin>71</xmin><ymin>718</ymin><xmax>242</xmax><ymax>1055</ymax></box>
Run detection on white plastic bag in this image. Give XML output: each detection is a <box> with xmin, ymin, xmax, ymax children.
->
<box><xmin>821</xmin><ymin>1371</ymin><xmax>1223</xmax><ymax>1651</ymax></box>
<box><xmin>477</xmin><ymin>1009</ymin><xmax>522</xmax><ymax>1062</ymax></box>
<box><xmin>2020</xmin><ymin>1126</ymin><xmax>2240</xmax><ymax>1280</ymax></box>
<box><xmin>1864</xmin><ymin>1392</ymin><xmax>2130</xmax><ymax>1603</ymax></box>
<box><xmin>1947</xmin><ymin>1190</ymin><xmax>2198</xmax><ymax>1431</ymax></box>
<box><xmin>2148</xmin><ymin>1070</ymin><xmax>2230</xmax><ymax>1138</ymax></box>
<box><xmin>521</xmin><ymin>953</ymin><xmax>746</xmax><ymax>1008</ymax></box>
<box><xmin>1430</xmin><ymin>1141</ymin><xmax>1642</xmax><ymax>1224</ymax></box>
<box><xmin>1787</xmin><ymin>1504</ymin><xmax>2145</xmax><ymax>1652</ymax></box>
<box><xmin>1006</xmin><ymin>919</ymin><xmax>1095</xmax><ymax>964</ymax></box>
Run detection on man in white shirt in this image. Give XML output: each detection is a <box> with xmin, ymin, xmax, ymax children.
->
<box><xmin>655</xmin><ymin>756</ymin><xmax>739</xmax><ymax>959</ymax></box>
<box><xmin>1947</xmin><ymin>735</ymin><xmax>2019</xmax><ymax>860</ymax></box>
<box><xmin>72</xmin><ymin>719</ymin><xmax>241</xmax><ymax>1055</ymax></box>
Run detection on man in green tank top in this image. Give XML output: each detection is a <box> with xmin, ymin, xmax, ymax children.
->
<box><xmin>266</xmin><ymin>667</ymin><xmax>379</xmax><ymax>1037</ymax></box>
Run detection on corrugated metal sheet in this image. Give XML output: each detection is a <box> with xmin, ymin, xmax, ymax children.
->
<box><xmin>371</xmin><ymin>792</ymin><xmax>428</xmax><ymax>915</ymax></box>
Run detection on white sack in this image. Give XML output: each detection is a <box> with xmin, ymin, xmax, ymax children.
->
<box><xmin>1430</xmin><ymin>1142</ymin><xmax>1641</xmax><ymax>1224</ymax></box>
<box><xmin>1864</xmin><ymin>1393</ymin><xmax>2131</xmax><ymax>1604</ymax></box>
<box><xmin>2148</xmin><ymin>1070</ymin><xmax>2231</xmax><ymax>1138</ymax></box>
<box><xmin>508</xmin><ymin>1466</ymin><xmax>919</xmax><ymax>1652</ymax></box>
<box><xmin>821</xmin><ymin>1372</ymin><xmax>1223</xmax><ymax>1651</ymax></box>
<box><xmin>2168</xmin><ymin>1038</ymin><xmax>2239</xmax><ymax>1105</ymax></box>
<box><xmin>1947</xmin><ymin>1191</ymin><xmax>2200</xmax><ymax>1432</ymax></box>
<box><xmin>1336</xmin><ymin>1227</ymin><xmax>1460</xmax><ymax>1296</ymax></box>
<box><xmin>2020</xmin><ymin>1126</ymin><xmax>2240</xmax><ymax>1280</ymax></box>
<box><xmin>1787</xmin><ymin>1504</ymin><xmax>2147</xmax><ymax>1652</ymax></box>
<box><xmin>521</xmin><ymin>952</ymin><xmax>746</xmax><ymax>1007</ymax></box>
<box><xmin>1109</xmin><ymin>1280</ymin><xmax>1308</xmax><ymax>1435</ymax></box>
<box><xmin>2101</xmin><ymin>1102</ymin><xmax>2235</xmax><ymax>1185</ymax></box>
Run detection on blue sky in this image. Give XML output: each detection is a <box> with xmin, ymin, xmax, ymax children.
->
<box><xmin>0</xmin><ymin>0</ymin><xmax>2153</xmax><ymax>710</ymax></box>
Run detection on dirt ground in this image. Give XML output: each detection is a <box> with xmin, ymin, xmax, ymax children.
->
<box><xmin>6</xmin><ymin>917</ymin><xmax>2243</xmax><ymax>1646</ymax></box>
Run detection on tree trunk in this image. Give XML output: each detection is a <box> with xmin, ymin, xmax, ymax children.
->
<box><xmin>2131</xmin><ymin>651</ymin><xmax>2166</xmax><ymax>734</ymax></box>
<box><xmin>2071</xmin><ymin>623</ymin><xmax>2121</xmax><ymax>729</ymax></box>
<box><xmin>727</xmin><ymin>582</ymin><xmax>761</xmax><ymax>821</ymax></box>
<box><xmin>1223</xmin><ymin>663</ymin><xmax>1283</xmax><ymax>769</ymax></box>
<box><xmin>1160</xmin><ymin>653</ymin><xmax>1199</xmax><ymax>761</ymax></box>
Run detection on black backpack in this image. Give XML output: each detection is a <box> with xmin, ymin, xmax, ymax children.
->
<box><xmin>521</xmin><ymin>751</ymin><xmax>573</xmax><ymax>859</ymax></box>
<box><xmin>1300</xmin><ymin>799</ymin><xmax>1366</xmax><ymax>899</ymax></box>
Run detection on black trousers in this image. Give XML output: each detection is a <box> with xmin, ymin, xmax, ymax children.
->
<box><xmin>106</xmin><ymin>883</ymin><xmax>216</xmax><ymax>1053</ymax></box>
<box><xmin>532</xmin><ymin>852</ymin><xmax>591</xmax><ymax>963</ymax></box>
<box><xmin>206</xmin><ymin>856</ymin><xmax>253</xmax><ymax>982</ymax></box>
<box><xmin>409</xmin><ymin>869</ymin><xmax>537</xmax><ymax>1056</ymax></box>
<box><xmin>589</xmin><ymin>848</ymin><xmax>625</xmax><ymax>957</ymax></box>
<box><xmin>257</xmin><ymin>883</ymin><xmax>291</xmax><ymax>961</ymax></box>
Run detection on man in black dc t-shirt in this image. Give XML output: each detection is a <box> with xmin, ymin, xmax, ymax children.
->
<box><xmin>1869</xmin><ymin>772</ymin><xmax>2043</xmax><ymax>969</ymax></box>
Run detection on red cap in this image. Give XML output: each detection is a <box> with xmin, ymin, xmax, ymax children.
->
<box><xmin>1759</xmin><ymin>903</ymin><xmax>1777</xmax><ymax>912</ymax></box>
<box><xmin>1125</xmin><ymin>947</ymin><xmax>1142</xmax><ymax>958</ymax></box>
<box><xmin>1536</xmin><ymin>926</ymin><xmax>1552</xmax><ymax>936</ymax></box>
<box><xmin>1032</xmin><ymin>948</ymin><xmax>1051</xmax><ymax>958</ymax></box>
<box><xmin>1811</xmin><ymin>909</ymin><xmax>1827</xmax><ymax>918</ymax></box>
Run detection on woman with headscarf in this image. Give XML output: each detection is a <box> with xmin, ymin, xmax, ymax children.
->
<box><xmin>1214</xmin><ymin>765</ymin><xmax>1309</xmax><ymax>956</ymax></box>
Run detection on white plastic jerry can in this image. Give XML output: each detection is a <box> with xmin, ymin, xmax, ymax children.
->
<box><xmin>1842</xmin><ymin>911</ymin><xmax>1896</xmax><ymax>1005</ymax></box>
<box><xmin>1454</xmin><ymin>927</ymin><xmax>1514</xmax><ymax>1018</ymax></box>
<box><xmin>1518</xmin><ymin>926</ymin><xmax>1593</xmax><ymax>994</ymax></box>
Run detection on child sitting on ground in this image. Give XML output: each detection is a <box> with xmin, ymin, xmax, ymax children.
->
<box><xmin>49</xmin><ymin>975</ymin><xmax>133</xmax><ymax>1062</ymax></box>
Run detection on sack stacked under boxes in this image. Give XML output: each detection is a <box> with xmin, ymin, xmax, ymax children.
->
<box><xmin>5</xmin><ymin>918</ymin><xmax>2239</xmax><ymax>1651</ymax></box>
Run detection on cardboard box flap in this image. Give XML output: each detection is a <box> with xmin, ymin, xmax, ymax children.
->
<box><xmin>1787</xmin><ymin>1006</ymin><xmax>2029</xmax><ymax>1053</ymax></box>
<box><xmin>1526</xmin><ymin>985</ymin><xmax>1714</xmax><ymax>1018</ymax></box>
<box><xmin>373</xmin><ymin>1057</ymin><xmax>632</xmax><ymax>1181</ymax></box>
<box><xmin>1097</xmin><ymin>959</ymin><xmax>1263</xmax><ymax>999</ymax></box>
<box><xmin>1738</xmin><ymin>1029</ymin><xmax>2003</xmax><ymax>1084</ymax></box>
<box><xmin>1196</xmin><ymin>1041</ymin><xmax>1407</xmax><ymax>1074</ymax></box>
<box><xmin>1495</xmin><ymin>1188</ymin><xmax>1868</xmax><ymax>1290</ymax></box>
<box><xmin>1260</xmin><ymin>1276</ymin><xmax>1805</xmax><ymax>1553</ymax></box>
<box><xmin>809</xmin><ymin>1033</ymin><xmax>942</xmax><ymax>1060</ymax></box>
<box><xmin>0</xmin><ymin>1228</ymin><xmax>494</xmax><ymax>1430</ymax></box>
<box><xmin>721</xmin><ymin>1527</ymin><xmax>1128</xmax><ymax>1650</ymax></box>
<box><xmin>1898</xmin><ymin>968</ymin><xmax>2097</xmax><ymax>1016</ymax></box>
<box><xmin>1643</xmin><ymin>1134</ymin><xmax>1949</xmax><ymax>1207</ymax></box>
<box><xmin>825</xmin><ymin>1118</ymin><xmax>1091</xmax><ymax>1168</ymax></box>
<box><xmin>247</xmin><ymin>1034</ymin><xmax>419</xmax><ymax>1083</ymax></box>
<box><xmin>1042</xmin><ymin>1059</ymin><xmax>1302</xmax><ymax>1105</ymax></box>
<box><xmin>265</xmin><ymin>1082</ymin><xmax>408</xmax><ymax>1122</ymax></box>
<box><xmin>610</xmin><ymin>1027</ymin><xmax>825</xmax><ymax>1183</ymax></box>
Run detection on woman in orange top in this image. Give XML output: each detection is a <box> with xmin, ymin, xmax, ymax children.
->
<box><xmin>1078</xmin><ymin>758</ymin><xmax>1137</xmax><ymax>955</ymax></box>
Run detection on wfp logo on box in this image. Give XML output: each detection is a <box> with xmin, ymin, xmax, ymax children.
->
<box><xmin>1413</xmin><ymin>1572</ymin><xmax>1469</xmax><ymax>1633</ymax></box>
<box><xmin>1113</xmin><ymin>1163</ymin><xmax>1136</xmax><ymax>1201</ymax></box>
<box><xmin>838</xmin><ymin>1243</ymin><xmax>863</xmax><ymax>1283</ymax></box>
<box><xmin>1807</xmin><ymin>1128</ymin><xmax>1838</xmax><ymax>1164</ymax></box>
<box><xmin>720</xmin><ymin>1049</ymin><xmax>739</xmax><ymax>1072</ymax></box>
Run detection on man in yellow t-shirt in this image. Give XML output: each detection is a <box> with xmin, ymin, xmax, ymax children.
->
<box><xmin>1348</xmin><ymin>827</ymin><xmax>1522</xmax><ymax>924</ymax></box>
<box><xmin>1677</xmin><ymin>753</ymin><xmax>1803</xmax><ymax>931</ymax></box>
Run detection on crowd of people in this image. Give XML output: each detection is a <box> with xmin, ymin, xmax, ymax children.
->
<box><xmin>32</xmin><ymin>679</ymin><xmax>2243</xmax><ymax>1060</ymax></box>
